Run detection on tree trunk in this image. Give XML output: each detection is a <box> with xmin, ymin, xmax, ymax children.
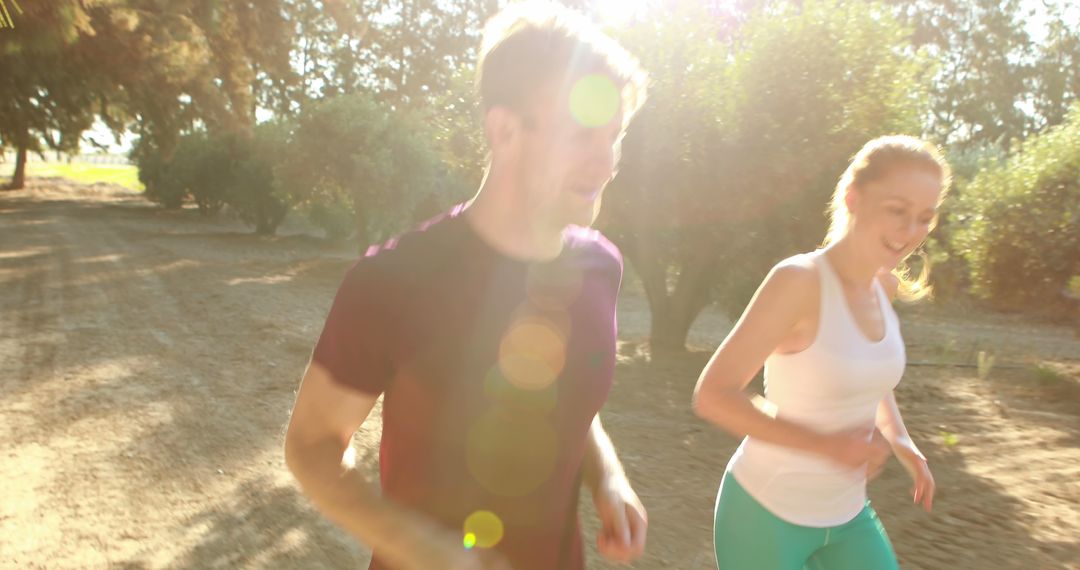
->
<box><xmin>606</xmin><ymin>189</ymin><xmax>724</xmax><ymax>352</ymax></box>
<box><xmin>649</xmin><ymin>310</ymin><xmax>693</xmax><ymax>353</ymax></box>
<box><xmin>622</xmin><ymin>236</ymin><xmax>718</xmax><ymax>353</ymax></box>
<box><xmin>648</xmin><ymin>263</ymin><xmax>713</xmax><ymax>353</ymax></box>
<box><xmin>7</xmin><ymin>146</ymin><xmax>28</xmax><ymax>190</ymax></box>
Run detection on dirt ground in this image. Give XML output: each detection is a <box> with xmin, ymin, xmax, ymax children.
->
<box><xmin>1</xmin><ymin>180</ymin><xmax>1078</xmax><ymax>570</ymax></box>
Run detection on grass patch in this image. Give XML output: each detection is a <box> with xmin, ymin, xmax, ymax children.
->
<box><xmin>1</xmin><ymin>162</ymin><xmax>142</xmax><ymax>191</ymax></box>
<box><xmin>939</xmin><ymin>430</ymin><xmax>960</xmax><ymax>447</ymax></box>
<box><xmin>1032</xmin><ymin>363</ymin><xmax>1068</xmax><ymax>385</ymax></box>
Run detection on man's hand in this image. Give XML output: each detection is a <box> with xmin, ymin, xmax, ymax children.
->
<box><xmin>592</xmin><ymin>475</ymin><xmax>647</xmax><ymax>564</ymax></box>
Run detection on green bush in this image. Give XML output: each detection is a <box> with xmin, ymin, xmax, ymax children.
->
<box><xmin>132</xmin><ymin>97</ymin><xmax>457</xmax><ymax>241</ymax></box>
<box><xmin>130</xmin><ymin>136</ymin><xmax>184</xmax><ymax>209</ymax></box>
<box><xmin>926</xmin><ymin>143</ymin><xmax>1011</xmax><ymax>300</ymax></box>
<box><xmin>953</xmin><ymin>103</ymin><xmax>1080</xmax><ymax>309</ymax></box>
<box><xmin>130</xmin><ymin>132</ymin><xmax>235</xmax><ymax>214</ymax></box>
<box><xmin>279</xmin><ymin>94</ymin><xmax>446</xmax><ymax>246</ymax></box>
<box><xmin>306</xmin><ymin>193</ymin><xmax>355</xmax><ymax>241</ymax></box>
<box><xmin>174</xmin><ymin>132</ymin><xmax>234</xmax><ymax>215</ymax></box>
<box><xmin>228</xmin><ymin>121</ymin><xmax>294</xmax><ymax>235</ymax></box>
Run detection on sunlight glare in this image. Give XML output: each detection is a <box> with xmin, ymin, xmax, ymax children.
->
<box><xmin>591</xmin><ymin>0</ymin><xmax>650</xmax><ymax>27</ymax></box>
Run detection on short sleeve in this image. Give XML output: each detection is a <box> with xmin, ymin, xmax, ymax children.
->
<box><xmin>310</xmin><ymin>261</ymin><xmax>396</xmax><ymax>395</ymax></box>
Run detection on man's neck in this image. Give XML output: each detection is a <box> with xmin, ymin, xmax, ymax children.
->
<box><xmin>463</xmin><ymin>170</ymin><xmax>565</xmax><ymax>262</ymax></box>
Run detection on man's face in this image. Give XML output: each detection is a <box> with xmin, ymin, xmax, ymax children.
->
<box><xmin>513</xmin><ymin>74</ymin><xmax>626</xmax><ymax>229</ymax></box>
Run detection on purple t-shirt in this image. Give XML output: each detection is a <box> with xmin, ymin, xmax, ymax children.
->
<box><xmin>312</xmin><ymin>204</ymin><xmax>622</xmax><ymax>569</ymax></box>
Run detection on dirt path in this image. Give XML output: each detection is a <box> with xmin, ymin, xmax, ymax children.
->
<box><xmin>1</xmin><ymin>182</ymin><xmax>1077</xmax><ymax>569</ymax></box>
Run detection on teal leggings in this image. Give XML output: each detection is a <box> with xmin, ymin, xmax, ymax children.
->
<box><xmin>713</xmin><ymin>473</ymin><xmax>899</xmax><ymax>570</ymax></box>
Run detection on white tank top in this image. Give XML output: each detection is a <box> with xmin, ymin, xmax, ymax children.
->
<box><xmin>728</xmin><ymin>250</ymin><xmax>906</xmax><ymax>527</ymax></box>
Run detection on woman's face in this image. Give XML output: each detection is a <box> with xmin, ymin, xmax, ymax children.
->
<box><xmin>847</xmin><ymin>166</ymin><xmax>944</xmax><ymax>270</ymax></box>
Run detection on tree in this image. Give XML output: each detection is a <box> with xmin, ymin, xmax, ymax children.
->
<box><xmin>278</xmin><ymin>94</ymin><xmax>444</xmax><ymax>247</ymax></box>
<box><xmin>880</xmin><ymin>0</ymin><xmax>1079</xmax><ymax>300</ymax></box>
<box><xmin>422</xmin><ymin>65</ymin><xmax>488</xmax><ymax>210</ymax></box>
<box><xmin>885</xmin><ymin>0</ymin><xmax>1035</xmax><ymax>149</ymax></box>
<box><xmin>1030</xmin><ymin>5</ymin><xmax>1080</xmax><ymax>131</ymax></box>
<box><xmin>2</xmin><ymin>1</ymin><xmax>295</xmax><ymax>190</ymax></box>
<box><xmin>274</xmin><ymin>0</ymin><xmax>498</xmax><ymax>111</ymax></box>
<box><xmin>94</xmin><ymin>1</ymin><xmax>295</xmax><ymax>153</ymax></box>
<box><xmin>603</xmin><ymin>0</ymin><xmax>927</xmax><ymax>350</ymax></box>
<box><xmin>0</xmin><ymin>1</ymin><xmax>112</xmax><ymax>189</ymax></box>
<box><xmin>953</xmin><ymin>103</ymin><xmax>1080</xmax><ymax>311</ymax></box>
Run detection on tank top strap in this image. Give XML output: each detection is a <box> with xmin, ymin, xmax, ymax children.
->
<box><xmin>809</xmin><ymin>250</ymin><xmax>844</xmax><ymax>336</ymax></box>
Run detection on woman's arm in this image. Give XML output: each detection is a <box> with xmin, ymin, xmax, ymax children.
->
<box><xmin>875</xmin><ymin>270</ymin><xmax>935</xmax><ymax>512</ymax></box>
<box><xmin>693</xmin><ymin>260</ymin><xmax>887</xmax><ymax>469</ymax></box>
<box><xmin>875</xmin><ymin>391</ymin><xmax>915</xmax><ymax>447</ymax></box>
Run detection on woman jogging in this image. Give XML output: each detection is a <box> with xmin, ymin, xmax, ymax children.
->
<box><xmin>693</xmin><ymin>135</ymin><xmax>949</xmax><ymax>569</ymax></box>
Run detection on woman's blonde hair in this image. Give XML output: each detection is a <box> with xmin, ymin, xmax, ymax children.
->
<box><xmin>823</xmin><ymin>135</ymin><xmax>952</xmax><ymax>302</ymax></box>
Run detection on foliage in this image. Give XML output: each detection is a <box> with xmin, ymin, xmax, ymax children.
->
<box><xmin>277</xmin><ymin>94</ymin><xmax>445</xmax><ymax>245</ymax></box>
<box><xmin>953</xmin><ymin>103</ymin><xmax>1080</xmax><ymax>310</ymax></box>
<box><xmin>605</xmin><ymin>0</ymin><xmax>927</xmax><ymax>349</ymax></box>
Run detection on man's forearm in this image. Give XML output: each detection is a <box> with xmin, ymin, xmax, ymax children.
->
<box><xmin>285</xmin><ymin>438</ymin><xmax>430</xmax><ymax>567</ymax></box>
<box><xmin>581</xmin><ymin>415</ymin><xmax>628</xmax><ymax>493</ymax></box>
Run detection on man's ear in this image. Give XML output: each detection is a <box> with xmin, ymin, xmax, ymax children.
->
<box><xmin>485</xmin><ymin>106</ymin><xmax>523</xmax><ymax>159</ymax></box>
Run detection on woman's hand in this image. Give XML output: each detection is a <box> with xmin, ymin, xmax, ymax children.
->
<box><xmin>891</xmin><ymin>438</ymin><xmax>935</xmax><ymax>513</ymax></box>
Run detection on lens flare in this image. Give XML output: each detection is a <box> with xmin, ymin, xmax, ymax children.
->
<box><xmin>464</xmin><ymin>510</ymin><xmax>505</xmax><ymax>549</ymax></box>
<box><xmin>526</xmin><ymin>265</ymin><xmax>584</xmax><ymax>311</ymax></box>
<box><xmin>466</xmin><ymin>408</ymin><xmax>558</xmax><ymax>497</ymax></box>
<box><xmin>498</xmin><ymin>315</ymin><xmax>567</xmax><ymax>391</ymax></box>
<box><xmin>463</xmin><ymin>532</ymin><xmax>477</xmax><ymax>550</ymax></box>
<box><xmin>569</xmin><ymin>74</ymin><xmax>621</xmax><ymax>128</ymax></box>
<box><xmin>484</xmin><ymin>366</ymin><xmax>558</xmax><ymax>413</ymax></box>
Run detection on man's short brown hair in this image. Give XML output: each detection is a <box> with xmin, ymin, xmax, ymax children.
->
<box><xmin>477</xmin><ymin>1</ymin><xmax>648</xmax><ymax>124</ymax></box>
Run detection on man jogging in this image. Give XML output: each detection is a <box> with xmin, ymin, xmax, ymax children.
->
<box><xmin>284</xmin><ymin>2</ymin><xmax>649</xmax><ymax>568</ymax></box>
